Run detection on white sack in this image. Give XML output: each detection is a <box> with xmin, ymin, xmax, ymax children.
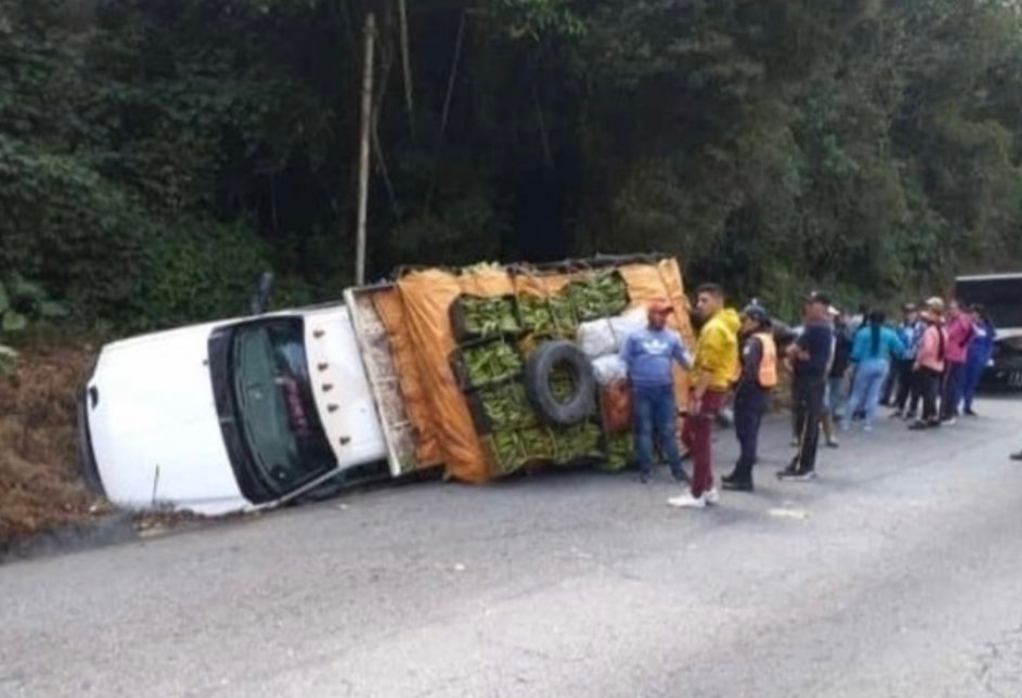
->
<box><xmin>576</xmin><ymin>307</ymin><xmax>647</xmax><ymax>359</ymax></box>
<box><xmin>592</xmin><ymin>355</ymin><xmax>629</xmax><ymax>386</ymax></box>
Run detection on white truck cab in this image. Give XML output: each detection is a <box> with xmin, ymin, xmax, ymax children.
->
<box><xmin>78</xmin><ymin>304</ymin><xmax>388</xmax><ymax>514</ymax></box>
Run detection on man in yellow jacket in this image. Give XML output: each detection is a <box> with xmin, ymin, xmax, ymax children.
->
<box><xmin>670</xmin><ymin>283</ymin><xmax>740</xmax><ymax>509</ymax></box>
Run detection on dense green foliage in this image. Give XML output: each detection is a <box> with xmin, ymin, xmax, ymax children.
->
<box><xmin>3</xmin><ymin>0</ymin><xmax>1022</xmax><ymax>327</ymax></box>
<box><xmin>0</xmin><ymin>276</ymin><xmax>67</xmax><ymax>372</ymax></box>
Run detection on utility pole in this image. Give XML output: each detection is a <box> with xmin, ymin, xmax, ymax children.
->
<box><xmin>355</xmin><ymin>12</ymin><xmax>376</xmax><ymax>286</ymax></box>
<box><xmin>398</xmin><ymin>0</ymin><xmax>415</xmax><ymax>140</ymax></box>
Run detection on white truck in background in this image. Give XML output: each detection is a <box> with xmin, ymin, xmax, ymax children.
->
<box><xmin>954</xmin><ymin>273</ymin><xmax>1022</xmax><ymax>390</ymax></box>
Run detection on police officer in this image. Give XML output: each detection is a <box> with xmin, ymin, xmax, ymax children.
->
<box><xmin>723</xmin><ymin>303</ymin><xmax>778</xmax><ymax>492</ymax></box>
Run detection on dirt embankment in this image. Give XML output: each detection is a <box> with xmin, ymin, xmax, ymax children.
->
<box><xmin>0</xmin><ymin>344</ymin><xmax>110</xmax><ymax>548</ymax></box>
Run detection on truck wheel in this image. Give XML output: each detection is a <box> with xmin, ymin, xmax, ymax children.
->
<box><xmin>525</xmin><ymin>340</ymin><xmax>597</xmax><ymax>427</ymax></box>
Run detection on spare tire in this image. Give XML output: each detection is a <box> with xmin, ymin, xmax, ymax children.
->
<box><xmin>524</xmin><ymin>340</ymin><xmax>597</xmax><ymax>427</ymax></box>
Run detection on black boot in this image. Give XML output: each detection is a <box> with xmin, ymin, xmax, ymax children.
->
<box><xmin>722</xmin><ymin>477</ymin><xmax>754</xmax><ymax>492</ymax></box>
<box><xmin>723</xmin><ymin>465</ymin><xmax>753</xmax><ymax>491</ymax></box>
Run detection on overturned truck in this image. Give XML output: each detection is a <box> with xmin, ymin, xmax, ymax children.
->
<box><xmin>79</xmin><ymin>254</ymin><xmax>695</xmax><ymax>514</ymax></box>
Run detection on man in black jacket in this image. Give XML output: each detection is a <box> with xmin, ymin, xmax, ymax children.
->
<box><xmin>779</xmin><ymin>291</ymin><xmax>834</xmax><ymax>481</ymax></box>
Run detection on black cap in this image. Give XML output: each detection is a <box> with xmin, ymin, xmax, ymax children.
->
<box><xmin>804</xmin><ymin>290</ymin><xmax>831</xmax><ymax>306</ymax></box>
<box><xmin>742</xmin><ymin>303</ymin><xmax>770</xmax><ymax>325</ymax></box>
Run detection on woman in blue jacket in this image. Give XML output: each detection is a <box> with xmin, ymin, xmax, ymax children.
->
<box><xmin>844</xmin><ymin>310</ymin><xmax>906</xmax><ymax>432</ymax></box>
<box><xmin>961</xmin><ymin>304</ymin><xmax>996</xmax><ymax>417</ymax></box>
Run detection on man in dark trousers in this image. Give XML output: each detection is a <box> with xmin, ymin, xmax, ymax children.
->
<box><xmin>779</xmin><ymin>291</ymin><xmax>834</xmax><ymax>481</ymax></box>
<box><xmin>723</xmin><ymin>303</ymin><xmax>777</xmax><ymax>492</ymax></box>
<box><xmin>892</xmin><ymin>303</ymin><xmax>924</xmax><ymax>419</ymax></box>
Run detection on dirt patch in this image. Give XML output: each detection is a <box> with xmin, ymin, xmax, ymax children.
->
<box><xmin>0</xmin><ymin>343</ymin><xmax>110</xmax><ymax>547</ymax></box>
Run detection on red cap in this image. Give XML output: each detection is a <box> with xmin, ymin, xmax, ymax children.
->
<box><xmin>647</xmin><ymin>300</ymin><xmax>674</xmax><ymax>316</ymax></box>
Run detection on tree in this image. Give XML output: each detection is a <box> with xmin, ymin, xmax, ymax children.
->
<box><xmin>3</xmin><ymin>0</ymin><xmax>1022</xmax><ymax>328</ymax></box>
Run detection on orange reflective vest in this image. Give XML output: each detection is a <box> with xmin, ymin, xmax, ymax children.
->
<box><xmin>734</xmin><ymin>332</ymin><xmax>778</xmax><ymax>389</ymax></box>
<box><xmin>756</xmin><ymin>332</ymin><xmax>778</xmax><ymax>388</ymax></box>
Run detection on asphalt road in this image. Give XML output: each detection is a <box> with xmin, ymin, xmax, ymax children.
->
<box><xmin>3</xmin><ymin>399</ymin><xmax>1022</xmax><ymax>698</ymax></box>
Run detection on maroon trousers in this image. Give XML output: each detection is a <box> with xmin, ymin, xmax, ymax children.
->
<box><xmin>681</xmin><ymin>389</ymin><xmax>726</xmax><ymax>498</ymax></box>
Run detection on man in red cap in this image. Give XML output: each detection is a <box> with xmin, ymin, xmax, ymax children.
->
<box><xmin>619</xmin><ymin>298</ymin><xmax>693</xmax><ymax>483</ymax></box>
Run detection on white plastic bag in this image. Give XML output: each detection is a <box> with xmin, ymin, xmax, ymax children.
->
<box><xmin>592</xmin><ymin>355</ymin><xmax>629</xmax><ymax>386</ymax></box>
<box><xmin>577</xmin><ymin>318</ymin><xmax>616</xmax><ymax>358</ymax></box>
<box><xmin>576</xmin><ymin>307</ymin><xmax>647</xmax><ymax>359</ymax></box>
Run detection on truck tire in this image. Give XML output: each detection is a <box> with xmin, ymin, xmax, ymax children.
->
<box><xmin>524</xmin><ymin>340</ymin><xmax>597</xmax><ymax>427</ymax></box>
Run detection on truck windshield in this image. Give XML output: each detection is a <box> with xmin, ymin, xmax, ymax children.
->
<box><xmin>230</xmin><ymin>318</ymin><xmax>337</xmax><ymax>496</ymax></box>
<box><xmin>955</xmin><ymin>276</ymin><xmax>1022</xmax><ymax>329</ymax></box>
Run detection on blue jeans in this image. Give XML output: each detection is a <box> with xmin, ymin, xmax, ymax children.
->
<box><xmin>844</xmin><ymin>358</ymin><xmax>889</xmax><ymax>430</ymax></box>
<box><xmin>827</xmin><ymin>375</ymin><xmax>846</xmax><ymax>418</ymax></box>
<box><xmin>633</xmin><ymin>384</ymin><xmax>685</xmax><ymax>478</ymax></box>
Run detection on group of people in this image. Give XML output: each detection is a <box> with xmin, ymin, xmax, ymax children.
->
<box><xmin>617</xmin><ymin>285</ymin><xmax>1003</xmax><ymax>510</ymax></box>
<box><xmin>828</xmin><ymin>299</ymin><xmax>997</xmax><ymax>431</ymax></box>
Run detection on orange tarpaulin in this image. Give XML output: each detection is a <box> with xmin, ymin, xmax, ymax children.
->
<box><xmin>378</xmin><ymin>256</ymin><xmax>694</xmax><ymax>482</ymax></box>
<box><xmin>372</xmin><ymin>289</ymin><xmax>444</xmax><ymax>468</ymax></box>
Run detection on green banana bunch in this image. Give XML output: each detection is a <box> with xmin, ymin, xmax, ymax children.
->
<box><xmin>462</xmin><ymin>262</ymin><xmax>504</xmax><ymax>275</ymax></box>
<box><xmin>553</xmin><ymin>422</ymin><xmax>603</xmax><ymax>463</ymax></box>
<box><xmin>518</xmin><ymin>426</ymin><xmax>557</xmax><ymax>462</ymax></box>
<box><xmin>480</xmin><ymin>382</ymin><xmax>535</xmax><ymax>430</ymax></box>
<box><xmin>600</xmin><ymin>433</ymin><xmax>634</xmax><ymax>473</ymax></box>
<box><xmin>490</xmin><ymin>431</ymin><xmax>527</xmax><ymax>474</ymax></box>
<box><xmin>563</xmin><ymin>272</ymin><xmax>629</xmax><ymax>320</ymax></box>
<box><xmin>488</xmin><ymin>421</ymin><xmax>603</xmax><ymax>474</ymax></box>
<box><xmin>549</xmin><ymin>366</ymin><xmax>577</xmax><ymax>403</ymax></box>
<box><xmin>461</xmin><ymin>296</ymin><xmax>520</xmax><ymax>336</ymax></box>
<box><xmin>463</xmin><ymin>340</ymin><xmax>523</xmax><ymax>387</ymax></box>
<box><xmin>516</xmin><ymin>295</ymin><xmax>556</xmax><ymax>334</ymax></box>
<box><xmin>547</xmin><ymin>295</ymin><xmax>578</xmax><ymax>333</ymax></box>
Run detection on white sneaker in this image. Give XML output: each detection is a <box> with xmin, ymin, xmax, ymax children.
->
<box><xmin>668</xmin><ymin>492</ymin><xmax>707</xmax><ymax>509</ymax></box>
<box><xmin>703</xmin><ymin>488</ymin><xmax>721</xmax><ymax>506</ymax></box>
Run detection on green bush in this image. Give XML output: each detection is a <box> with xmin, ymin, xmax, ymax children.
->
<box><xmin>0</xmin><ymin>276</ymin><xmax>68</xmax><ymax>374</ymax></box>
<box><xmin>0</xmin><ymin>135</ymin><xmax>278</xmax><ymax>330</ymax></box>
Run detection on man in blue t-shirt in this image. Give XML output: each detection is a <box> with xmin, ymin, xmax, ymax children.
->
<box><xmin>779</xmin><ymin>291</ymin><xmax>834</xmax><ymax>481</ymax></box>
<box><xmin>620</xmin><ymin>300</ymin><xmax>693</xmax><ymax>483</ymax></box>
